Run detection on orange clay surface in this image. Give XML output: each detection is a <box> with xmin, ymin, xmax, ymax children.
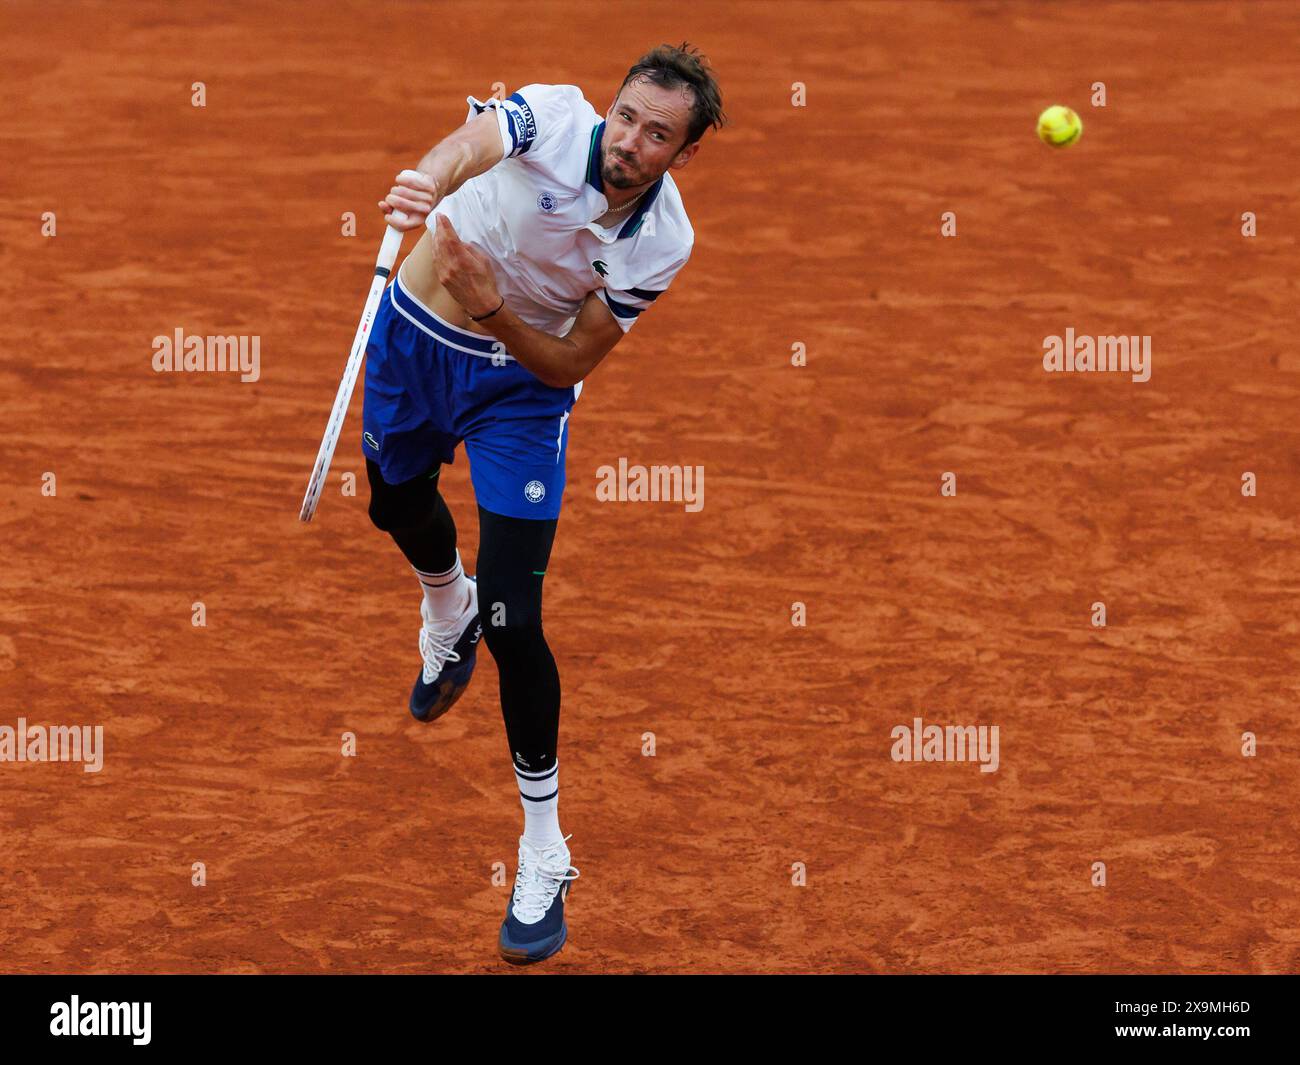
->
<box><xmin>2</xmin><ymin>1</ymin><xmax>1299</xmax><ymax>973</ymax></box>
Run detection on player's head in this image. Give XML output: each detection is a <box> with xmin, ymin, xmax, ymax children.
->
<box><xmin>602</xmin><ymin>42</ymin><xmax>726</xmax><ymax>190</ymax></box>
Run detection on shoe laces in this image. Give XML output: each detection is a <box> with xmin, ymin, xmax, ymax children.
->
<box><xmin>418</xmin><ymin>599</ymin><xmax>467</xmax><ymax>684</ymax></box>
<box><xmin>512</xmin><ymin>834</ymin><xmax>580</xmax><ymax>925</ymax></box>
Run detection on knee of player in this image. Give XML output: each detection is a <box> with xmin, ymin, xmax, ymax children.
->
<box><xmin>367</xmin><ymin>495</ymin><xmax>400</xmax><ymax>531</ymax></box>
<box><xmin>368</xmin><ymin>489</ymin><xmax>424</xmax><ymax>532</ymax></box>
<box><xmin>479</xmin><ymin>603</ymin><xmax>544</xmax><ymax>635</ymax></box>
<box><xmin>476</xmin><ymin>587</ymin><xmax>544</xmax><ymax>636</ymax></box>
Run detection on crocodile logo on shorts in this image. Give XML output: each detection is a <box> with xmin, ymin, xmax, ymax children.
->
<box><xmin>524</xmin><ymin>480</ymin><xmax>546</xmax><ymax>503</ymax></box>
<box><xmin>363</xmin><ymin>432</ymin><xmax>380</xmax><ymax>451</ymax></box>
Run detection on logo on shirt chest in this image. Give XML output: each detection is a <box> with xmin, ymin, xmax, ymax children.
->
<box><xmin>537</xmin><ymin>192</ymin><xmax>557</xmax><ymax>213</ymax></box>
<box><xmin>591</xmin><ymin>259</ymin><xmax>610</xmax><ymax>279</ymax></box>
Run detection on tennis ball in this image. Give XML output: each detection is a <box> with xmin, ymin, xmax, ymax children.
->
<box><xmin>1036</xmin><ymin>105</ymin><xmax>1083</xmax><ymax>148</ymax></box>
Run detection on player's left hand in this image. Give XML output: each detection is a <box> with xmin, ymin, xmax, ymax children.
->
<box><xmin>433</xmin><ymin>214</ymin><xmax>502</xmax><ymax>319</ymax></box>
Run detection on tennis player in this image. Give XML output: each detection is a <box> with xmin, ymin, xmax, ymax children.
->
<box><xmin>365</xmin><ymin>43</ymin><xmax>725</xmax><ymax>963</ymax></box>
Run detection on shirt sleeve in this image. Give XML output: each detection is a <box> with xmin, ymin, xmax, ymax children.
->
<box><xmin>598</xmin><ymin>252</ymin><xmax>691</xmax><ymax>334</ymax></box>
<box><xmin>463</xmin><ymin>83</ymin><xmax>583</xmax><ymax>162</ymax></box>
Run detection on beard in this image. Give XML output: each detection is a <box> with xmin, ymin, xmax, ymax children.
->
<box><xmin>600</xmin><ymin>150</ymin><xmax>647</xmax><ymax>189</ymax></box>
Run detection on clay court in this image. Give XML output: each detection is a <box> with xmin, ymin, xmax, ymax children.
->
<box><xmin>2</xmin><ymin>0</ymin><xmax>1298</xmax><ymax>974</ymax></box>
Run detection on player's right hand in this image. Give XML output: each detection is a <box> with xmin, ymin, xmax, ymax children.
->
<box><xmin>379</xmin><ymin>169</ymin><xmax>440</xmax><ymax>231</ymax></box>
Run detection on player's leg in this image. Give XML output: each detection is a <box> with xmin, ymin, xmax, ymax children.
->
<box><xmin>460</xmin><ymin>387</ymin><xmax>580</xmax><ymax>963</ymax></box>
<box><xmin>360</xmin><ymin>283</ymin><xmax>480</xmax><ymax>721</ymax></box>
<box><xmin>463</xmin><ymin>409</ymin><xmax>575</xmax><ymax>820</ymax></box>
<box><xmin>475</xmin><ymin>504</ymin><xmax>577</xmax><ymax>964</ymax></box>
<box><xmin>475</xmin><ymin>504</ymin><xmax>561</xmax><ymax>824</ymax></box>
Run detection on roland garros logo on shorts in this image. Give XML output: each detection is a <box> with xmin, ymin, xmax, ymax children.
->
<box><xmin>524</xmin><ymin>480</ymin><xmax>546</xmax><ymax>503</ymax></box>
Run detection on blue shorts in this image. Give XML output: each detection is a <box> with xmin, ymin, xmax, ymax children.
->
<box><xmin>361</xmin><ymin>275</ymin><xmax>580</xmax><ymax>520</ymax></box>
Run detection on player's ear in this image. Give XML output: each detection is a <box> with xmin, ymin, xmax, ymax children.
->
<box><xmin>670</xmin><ymin>140</ymin><xmax>701</xmax><ymax>170</ymax></box>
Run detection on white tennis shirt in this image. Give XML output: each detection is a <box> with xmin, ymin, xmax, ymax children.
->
<box><xmin>426</xmin><ymin>84</ymin><xmax>695</xmax><ymax>337</ymax></box>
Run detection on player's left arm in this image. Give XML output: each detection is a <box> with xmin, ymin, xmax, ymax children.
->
<box><xmin>433</xmin><ymin>215</ymin><xmax>624</xmax><ymax>388</ymax></box>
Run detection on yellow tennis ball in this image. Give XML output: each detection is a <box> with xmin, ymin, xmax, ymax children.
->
<box><xmin>1037</xmin><ymin>105</ymin><xmax>1083</xmax><ymax>148</ymax></box>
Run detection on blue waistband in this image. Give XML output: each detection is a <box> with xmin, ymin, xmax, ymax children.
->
<box><xmin>390</xmin><ymin>272</ymin><xmax>511</xmax><ymax>360</ymax></box>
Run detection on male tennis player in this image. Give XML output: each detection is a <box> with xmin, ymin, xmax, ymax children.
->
<box><xmin>365</xmin><ymin>44</ymin><xmax>724</xmax><ymax>963</ymax></box>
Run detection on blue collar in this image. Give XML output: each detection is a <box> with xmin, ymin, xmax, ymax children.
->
<box><xmin>585</xmin><ymin>120</ymin><xmax>664</xmax><ymax>240</ymax></box>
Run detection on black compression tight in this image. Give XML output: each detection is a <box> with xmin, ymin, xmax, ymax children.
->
<box><xmin>474</xmin><ymin>504</ymin><xmax>560</xmax><ymax>774</ymax></box>
<box><xmin>365</xmin><ymin>459</ymin><xmax>457</xmax><ymax>574</ymax></box>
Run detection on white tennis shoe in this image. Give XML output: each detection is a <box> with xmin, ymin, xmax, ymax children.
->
<box><xmin>409</xmin><ymin>576</ymin><xmax>481</xmax><ymax>722</ymax></box>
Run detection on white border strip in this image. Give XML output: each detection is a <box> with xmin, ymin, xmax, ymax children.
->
<box><xmin>391</xmin><ymin>272</ymin><xmax>514</xmax><ymax>361</ymax></box>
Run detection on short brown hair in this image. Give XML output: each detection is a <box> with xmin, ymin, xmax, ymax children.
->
<box><xmin>619</xmin><ymin>42</ymin><xmax>727</xmax><ymax>146</ymax></box>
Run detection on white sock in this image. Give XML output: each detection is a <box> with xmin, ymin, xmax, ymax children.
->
<box><xmin>414</xmin><ymin>552</ymin><xmax>470</xmax><ymax>620</ymax></box>
<box><xmin>516</xmin><ymin>760</ymin><xmax>563</xmax><ymax>850</ymax></box>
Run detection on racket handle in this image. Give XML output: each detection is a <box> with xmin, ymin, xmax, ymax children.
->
<box><xmin>376</xmin><ymin>224</ymin><xmax>404</xmax><ymax>274</ymax></box>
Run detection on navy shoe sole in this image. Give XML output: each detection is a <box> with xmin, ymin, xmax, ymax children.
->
<box><xmin>409</xmin><ymin>653</ymin><xmax>477</xmax><ymax>723</ymax></box>
<box><xmin>498</xmin><ymin>920</ymin><xmax>567</xmax><ymax>965</ymax></box>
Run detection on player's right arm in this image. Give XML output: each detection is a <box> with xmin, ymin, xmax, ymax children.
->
<box><xmin>378</xmin><ymin>111</ymin><xmax>505</xmax><ymax>231</ymax></box>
